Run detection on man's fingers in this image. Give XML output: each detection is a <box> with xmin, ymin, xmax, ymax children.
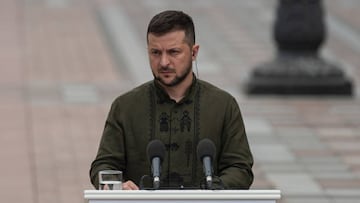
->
<box><xmin>122</xmin><ymin>180</ymin><xmax>139</xmax><ymax>190</ymax></box>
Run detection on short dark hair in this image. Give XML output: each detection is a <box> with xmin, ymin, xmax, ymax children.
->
<box><xmin>147</xmin><ymin>10</ymin><xmax>195</xmax><ymax>47</ymax></box>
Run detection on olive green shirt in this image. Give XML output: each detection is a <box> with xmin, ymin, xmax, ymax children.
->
<box><xmin>90</xmin><ymin>77</ymin><xmax>253</xmax><ymax>189</ymax></box>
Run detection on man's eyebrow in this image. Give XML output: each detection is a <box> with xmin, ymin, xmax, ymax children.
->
<box><xmin>168</xmin><ymin>47</ymin><xmax>181</xmax><ymax>50</ymax></box>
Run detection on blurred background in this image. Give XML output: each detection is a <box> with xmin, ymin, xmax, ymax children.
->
<box><xmin>0</xmin><ymin>0</ymin><xmax>359</xmax><ymax>202</ymax></box>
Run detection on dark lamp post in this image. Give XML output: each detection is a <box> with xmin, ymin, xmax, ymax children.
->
<box><xmin>246</xmin><ymin>0</ymin><xmax>352</xmax><ymax>95</ymax></box>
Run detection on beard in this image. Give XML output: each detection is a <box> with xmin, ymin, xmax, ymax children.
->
<box><xmin>153</xmin><ymin>60</ymin><xmax>192</xmax><ymax>87</ymax></box>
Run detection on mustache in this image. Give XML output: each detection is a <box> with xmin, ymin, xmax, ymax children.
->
<box><xmin>159</xmin><ymin>66</ymin><xmax>175</xmax><ymax>72</ymax></box>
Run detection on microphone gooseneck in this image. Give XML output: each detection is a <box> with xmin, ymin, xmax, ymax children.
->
<box><xmin>146</xmin><ymin>139</ymin><xmax>166</xmax><ymax>189</ymax></box>
<box><xmin>196</xmin><ymin>138</ymin><xmax>216</xmax><ymax>189</ymax></box>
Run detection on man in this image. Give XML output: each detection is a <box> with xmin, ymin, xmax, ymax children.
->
<box><xmin>90</xmin><ymin>10</ymin><xmax>253</xmax><ymax>190</ymax></box>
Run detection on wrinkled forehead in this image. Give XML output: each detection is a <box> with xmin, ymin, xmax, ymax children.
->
<box><xmin>147</xmin><ymin>29</ymin><xmax>192</xmax><ymax>47</ymax></box>
<box><xmin>147</xmin><ymin>30</ymin><xmax>189</xmax><ymax>48</ymax></box>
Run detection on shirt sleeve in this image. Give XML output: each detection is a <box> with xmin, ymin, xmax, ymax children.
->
<box><xmin>89</xmin><ymin>100</ymin><xmax>126</xmax><ymax>189</ymax></box>
<box><xmin>217</xmin><ymin>97</ymin><xmax>254</xmax><ymax>189</ymax></box>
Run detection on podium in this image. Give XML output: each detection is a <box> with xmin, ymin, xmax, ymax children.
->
<box><xmin>84</xmin><ymin>190</ymin><xmax>281</xmax><ymax>203</ymax></box>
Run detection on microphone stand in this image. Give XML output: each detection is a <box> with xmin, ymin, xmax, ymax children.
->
<box><xmin>153</xmin><ymin>176</ymin><xmax>160</xmax><ymax>189</ymax></box>
<box><xmin>140</xmin><ymin>174</ymin><xmax>225</xmax><ymax>190</ymax></box>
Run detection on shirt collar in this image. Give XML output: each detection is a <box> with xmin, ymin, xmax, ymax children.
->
<box><xmin>153</xmin><ymin>74</ymin><xmax>197</xmax><ymax>105</ymax></box>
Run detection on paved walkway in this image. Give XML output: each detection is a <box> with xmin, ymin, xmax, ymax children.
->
<box><xmin>0</xmin><ymin>0</ymin><xmax>359</xmax><ymax>202</ymax></box>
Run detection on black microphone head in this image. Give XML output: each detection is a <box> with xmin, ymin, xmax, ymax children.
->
<box><xmin>196</xmin><ymin>138</ymin><xmax>216</xmax><ymax>162</ymax></box>
<box><xmin>147</xmin><ymin>139</ymin><xmax>166</xmax><ymax>161</ymax></box>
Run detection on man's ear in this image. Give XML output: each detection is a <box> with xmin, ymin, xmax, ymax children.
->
<box><xmin>192</xmin><ymin>44</ymin><xmax>200</xmax><ymax>61</ymax></box>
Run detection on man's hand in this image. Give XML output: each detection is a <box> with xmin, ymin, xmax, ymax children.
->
<box><xmin>122</xmin><ymin>180</ymin><xmax>139</xmax><ymax>190</ymax></box>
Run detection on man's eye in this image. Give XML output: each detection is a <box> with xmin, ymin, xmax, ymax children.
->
<box><xmin>169</xmin><ymin>50</ymin><xmax>180</xmax><ymax>55</ymax></box>
<box><xmin>151</xmin><ymin>50</ymin><xmax>161</xmax><ymax>56</ymax></box>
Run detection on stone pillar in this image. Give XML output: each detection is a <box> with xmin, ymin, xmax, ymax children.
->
<box><xmin>246</xmin><ymin>0</ymin><xmax>352</xmax><ymax>95</ymax></box>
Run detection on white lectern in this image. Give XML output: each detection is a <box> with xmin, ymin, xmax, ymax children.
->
<box><xmin>84</xmin><ymin>190</ymin><xmax>281</xmax><ymax>203</ymax></box>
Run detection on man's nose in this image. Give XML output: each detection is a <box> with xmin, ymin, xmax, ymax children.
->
<box><xmin>160</xmin><ymin>54</ymin><xmax>170</xmax><ymax>67</ymax></box>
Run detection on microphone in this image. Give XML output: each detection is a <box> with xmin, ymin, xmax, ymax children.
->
<box><xmin>146</xmin><ymin>139</ymin><xmax>166</xmax><ymax>189</ymax></box>
<box><xmin>197</xmin><ymin>138</ymin><xmax>216</xmax><ymax>189</ymax></box>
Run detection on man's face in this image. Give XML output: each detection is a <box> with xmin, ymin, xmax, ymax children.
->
<box><xmin>147</xmin><ymin>30</ymin><xmax>198</xmax><ymax>87</ymax></box>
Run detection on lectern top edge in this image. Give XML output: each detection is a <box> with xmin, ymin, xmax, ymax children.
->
<box><xmin>84</xmin><ymin>189</ymin><xmax>281</xmax><ymax>200</ymax></box>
